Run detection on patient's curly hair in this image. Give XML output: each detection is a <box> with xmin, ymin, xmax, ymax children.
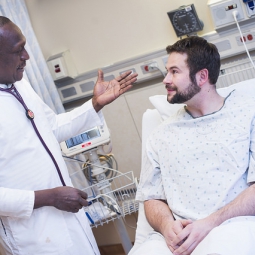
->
<box><xmin>166</xmin><ymin>36</ymin><xmax>221</xmax><ymax>85</ymax></box>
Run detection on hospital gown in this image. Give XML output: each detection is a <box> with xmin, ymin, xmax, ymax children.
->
<box><xmin>0</xmin><ymin>79</ymin><xmax>101</xmax><ymax>255</ymax></box>
<box><xmin>134</xmin><ymin>89</ymin><xmax>255</xmax><ymax>254</ymax></box>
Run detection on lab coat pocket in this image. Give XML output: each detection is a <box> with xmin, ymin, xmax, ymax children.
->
<box><xmin>7</xmin><ymin>207</ymin><xmax>73</xmax><ymax>255</ymax></box>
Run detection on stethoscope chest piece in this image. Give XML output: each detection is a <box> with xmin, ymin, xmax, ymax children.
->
<box><xmin>26</xmin><ymin>109</ymin><xmax>34</xmax><ymax>120</ymax></box>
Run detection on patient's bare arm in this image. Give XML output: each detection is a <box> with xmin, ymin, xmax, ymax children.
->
<box><xmin>144</xmin><ymin>199</ymin><xmax>192</xmax><ymax>253</ymax></box>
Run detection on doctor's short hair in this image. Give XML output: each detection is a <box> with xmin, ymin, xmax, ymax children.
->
<box><xmin>0</xmin><ymin>16</ymin><xmax>11</xmax><ymax>27</ymax></box>
<box><xmin>0</xmin><ymin>16</ymin><xmax>12</xmax><ymax>45</ymax></box>
<box><xmin>166</xmin><ymin>36</ymin><xmax>221</xmax><ymax>85</ymax></box>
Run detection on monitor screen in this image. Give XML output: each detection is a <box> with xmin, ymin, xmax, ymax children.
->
<box><xmin>60</xmin><ymin>121</ymin><xmax>111</xmax><ymax>157</ymax></box>
<box><xmin>65</xmin><ymin>127</ymin><xmax>101</xmax><ymax>148</ymax></box>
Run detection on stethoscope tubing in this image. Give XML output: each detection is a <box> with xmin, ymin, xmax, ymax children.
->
<box><xmin>0</xmin><ymin>84</ymin><xmax>66</xmax><ymax>186</ymax></box>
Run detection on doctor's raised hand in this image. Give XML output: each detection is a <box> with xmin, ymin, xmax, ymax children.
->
<box><xmin>92</xmin><ymin>69</ymin><xmax>138</xmax><ymax>112</ymax></box>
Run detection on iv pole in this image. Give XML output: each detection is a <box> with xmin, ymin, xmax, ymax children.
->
<box><xmin>86</xmin><ymin>149</ymin><xmax>133</xmax><ymax>254</ymax></box>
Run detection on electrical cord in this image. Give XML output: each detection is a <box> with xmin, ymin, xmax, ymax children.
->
<box><xmin>63</xmin><ymin>153</ymin><xmax>134</xmax><ymax>183</ymax></box>
<box><xmin>148</xmin><ymin>64</ymin><xmax>166</xmax><ymax>78</ymax></box>
<box><xmin>82</xmin><ymin>154</ymin><xmax>118</xmax><ymax>185</ymax></box>
<box><xmin>121</xmin><ymin>218</ymin><xmax>137</xmax><ymax>230</ymax></box>
<box><xmin>232</xmin><ymin>10</ymin><xmax>255</xmax><ymax>69</ymax></box>
<box><xmin>155</xmin><ymin>66</ymin><xmax>166</xmax><ymax>78</ymax></box>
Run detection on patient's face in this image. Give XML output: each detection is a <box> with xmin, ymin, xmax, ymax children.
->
<box><xmin>163</xmin><ymin>52</ymin><xmax>200</xmax><ymax>104</ymax></box>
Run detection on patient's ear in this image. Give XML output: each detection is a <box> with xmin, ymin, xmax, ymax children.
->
<box><xmin>196</xmin><ymin>69</ymin><xmax>209</xmax><ymax>87</ymax></box>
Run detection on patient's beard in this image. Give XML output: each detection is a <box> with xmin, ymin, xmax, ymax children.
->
<box><xmin>168</xmin><ymin>81</ymin><xmax>201</xmax><ymax>104</ymax></box>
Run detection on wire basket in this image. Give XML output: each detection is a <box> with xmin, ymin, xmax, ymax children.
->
<box><xmin>82</xmin><ymin>171</ymin><xmax>139</xmax><ymax>228</ymax></box>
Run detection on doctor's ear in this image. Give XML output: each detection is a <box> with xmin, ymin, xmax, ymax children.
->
<box><xmin>197</xmin><ymin>69</ymin><xmax>209</xmax><ymax>86</ymax></box>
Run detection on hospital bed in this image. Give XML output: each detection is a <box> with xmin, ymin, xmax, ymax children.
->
<box><xmin>129</xmin><ymin>77</ymin><xmax>255</xmax><ymax>254</ymax></box>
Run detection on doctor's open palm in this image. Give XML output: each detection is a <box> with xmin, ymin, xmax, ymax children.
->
<box><xmin>92</xmin><ymin>69</ymin><xmax>138</xmax><ymax>112</ymax></box>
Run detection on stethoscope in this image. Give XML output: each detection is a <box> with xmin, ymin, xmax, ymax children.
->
<box><xmin>0</xmin><ymin>84</ymin><xmax>66</xmax><ymax>186</ymax></box>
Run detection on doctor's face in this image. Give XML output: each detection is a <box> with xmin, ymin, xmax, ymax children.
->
<box><xmin>0</xmin><ymin>21</ymin><xmax>30</xmax><ymax>84</ymax></box>
<box><xmin>163</xmin><ymin>52</ymin><xmax>200</xmax><ymax>104</ymax></box>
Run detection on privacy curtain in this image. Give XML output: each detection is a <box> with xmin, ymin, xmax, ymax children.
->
<box><xmin>0</xmin><ymin>0</ymin><xmax>95</xmax><ymax>185</ymax></box>
<box><xmin>0</xmin><ymin>0</ymin><xmax>65</xmax><ymax>114</ymax></box>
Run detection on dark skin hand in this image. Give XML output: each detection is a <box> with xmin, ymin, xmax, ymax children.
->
<box><xmin>34</xmin><ymin>187</ymin><xmax>89</xmax><ymax>213</ymax></box>
<box><xmin>92</xmin><ymin>69</ymin><xmax>138</xmax><ymax>112</ymax></box>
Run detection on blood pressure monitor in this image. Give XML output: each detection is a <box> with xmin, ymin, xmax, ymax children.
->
<box><xmin>60</xmin><ymin>121</ymin><xmax>111</xmax><ymax>157</ymax></box>
<box><xmin>167</xmin><ymin>4</ymin><xmax>204</xmax><ymax>37</ymax></box>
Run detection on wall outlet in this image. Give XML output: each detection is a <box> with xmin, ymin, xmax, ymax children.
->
<box><xmin>140</xmin><ymin>61</ymin><xmax>158</xmax><ymax>74</ymax></box>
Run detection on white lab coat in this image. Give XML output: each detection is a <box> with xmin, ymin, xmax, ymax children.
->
<box><xmin>0</xmin><ymin>79</ymin><xmax>102</xmax><ymax>255</ymax></box>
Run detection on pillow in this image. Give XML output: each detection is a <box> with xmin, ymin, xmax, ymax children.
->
<box><xmin>149</xmin><ymin>78</ymin><xmax>255</xmax><ymax>119</ymax></box>
<box><xmin>149</xmin><ymin>95</ymin><xmax>184</xmax><ymax>120</ymax></box>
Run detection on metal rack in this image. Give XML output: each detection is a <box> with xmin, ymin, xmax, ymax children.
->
<box><xmin>82</xmin><ymin>171</ymin><xmax>139</xmax><ymax>228</ymax></box>
<box><xmin>65</xmin><ymin>154</ymin><xmax>138</xmax><ymax>254</ymax></box>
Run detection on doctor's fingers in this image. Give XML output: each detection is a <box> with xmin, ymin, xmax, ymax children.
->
<box><xmin>78</xmin><ymin>190</ymin><xmax>88</xmax><ymax>200</ymax></box>
<box><xmin>53</xmin><ymin>187</ymin><xmax>87</xmax><ymax>205</ymax></box>
<box><xmin>78</xmin><ymin>196</ymin><xmax>89</xmax><ymax>207</ymax></box>
<box><xmin>116</xmin><ymin>72</ymin><xmax>138</xmax><ymax>86</ymax></box>
<box><xmin>74</xmin><ymin>189</ymin><xmax>89</xmax><ymax>207</ymax></box>
<box><xmin>115</xmin><ymin>70</ymin><xmax>135</xmax><ymax>82</ymax></box>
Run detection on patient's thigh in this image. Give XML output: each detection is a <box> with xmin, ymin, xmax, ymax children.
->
<box><xmin>192</xmin><ymin>216</ymin><xmax>255</xmax><ymax>255</ymax></box>
<box><xmin>129</xmin><ymin>231</ymin><xmax>173</xmax><ymax>255</ymax></box>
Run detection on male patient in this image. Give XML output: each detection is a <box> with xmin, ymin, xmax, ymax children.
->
<box><xmin>132</xmin><ymin>36</ymin><xmax>255</xmax><ymax>255</ymax></box>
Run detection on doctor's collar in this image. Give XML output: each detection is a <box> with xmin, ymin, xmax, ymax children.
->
<box><xmin>0</xmin><ymin>83</ymin><xmax>12</xmax><ymax>89</ymax></box>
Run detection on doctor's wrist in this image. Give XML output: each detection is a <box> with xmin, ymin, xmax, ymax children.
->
<box><xmin>34</xmin><ymin>189</ymin><xmax>55</xmax><ymax>209</ymax></box>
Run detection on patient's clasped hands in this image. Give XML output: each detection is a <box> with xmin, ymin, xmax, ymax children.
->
<box><xmin>163</xmin><ymin>218</ymin><xmax>215</xmax><ymax>255</ymax></box>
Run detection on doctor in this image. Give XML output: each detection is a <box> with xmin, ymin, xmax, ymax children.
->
<box><xmin>0</xmin><ymin>16</ymin><xmax>138</xmax><ymax>255</ymax></box>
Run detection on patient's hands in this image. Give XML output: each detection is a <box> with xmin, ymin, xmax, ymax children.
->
<box><xmin>169</xmin><ymin>218</ymin><xmax>216</xmax><ymax>255</ymax></box>
<box><xmin>144</xmin><ymin>199</ymin><xmax>215</xmax><ymax>254</ymax></box>
<box><xmin>162</xmin><ymin>219</ymin><xmax>192</xmax><ymax>253</ymax></box>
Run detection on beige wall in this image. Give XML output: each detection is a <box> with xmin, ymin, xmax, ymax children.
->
<box><xmin>24</xmin><ymin>0</ymin><xmax>215</xmax><ymax>75</ymax></box>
